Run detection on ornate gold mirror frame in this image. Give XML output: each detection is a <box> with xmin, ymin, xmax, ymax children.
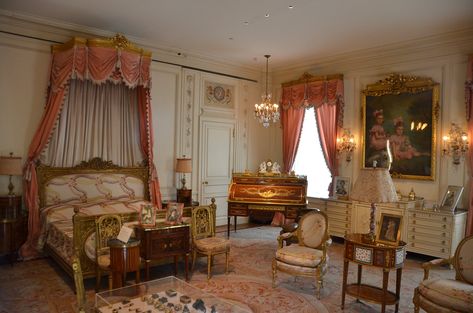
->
<box><xmin>362</xmin><ymin>73</ymin><xmax>439</xmax><ymax>180</ymax></box>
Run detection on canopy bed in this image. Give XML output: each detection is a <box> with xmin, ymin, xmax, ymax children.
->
<box><xmin>19</xmin><ymin>34</ymin><xmax>163</xmax><ymax>273</ymax></box>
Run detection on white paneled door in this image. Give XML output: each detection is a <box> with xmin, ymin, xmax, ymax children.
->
<box><xmin>199</xmin><ymin>118</ymin><xmax>235</xmax><ymax>226</ymax></box>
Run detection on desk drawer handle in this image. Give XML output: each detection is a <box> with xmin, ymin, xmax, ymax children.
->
<box><xmin>441</xmin><ymin>248</ymin><xmax>445</xmax><ymax>253</ymax></box>
<box><xmin>442</xmin><ymin>241</ymin><xmax>446</xmax><ymax>245</ymax></box>
<box><xmin>442</xmin><ymin>233</ymin><xmax>446</xmax><ymax>237</ymax></box>
<box><xmin>443</xmin><ymin>217</ymin><xmax>447</xmax><ymax>222</ymax></box>
<box><xmin>443</xmin><ymin>225</ymin><xmax>447</xmax><ymax>229</ymax></box>
<box><xmin>413</xmin><ymin>221</ymin><xmax>416</xmax><ymax>225</ymax></box>
<box><xmin>411</xmin><ymin>235</ymin><xmax>415</xmax><ymax>240</ymax></box>
<box><xmin>413</xmin><ymin>213</ymin><xmax>416</xmax><ymax>218</ymax></box>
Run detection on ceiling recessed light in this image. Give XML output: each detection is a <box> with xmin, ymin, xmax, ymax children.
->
<box><xmin>265</xmin><ymin>13</ymin><xmax>270</xmax><ymax>18</ymax></box>
<box><xmin>228</xmin><ymin>37</ymin><xmax>234</xmax><ymax>40</ymax></box>
<box><xmin>288</xmin><ymin>5</ymin><xmax>294</xmax><ymax>9</ymax></box>
<box><xmin>243</xmin><ymin>21</ymin><xmax>249</xmax><ymax>25</ymax></box>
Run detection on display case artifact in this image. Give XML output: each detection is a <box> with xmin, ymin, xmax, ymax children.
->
<box><xmin>95</xmin><ymin>276</ymin><xmax>251</xmax><ymax>313</ymax></box>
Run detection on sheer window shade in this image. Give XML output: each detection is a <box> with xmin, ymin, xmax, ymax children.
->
<box><xmin>42</xmin><ymin>79</ymin><xmax>144</xmax><ymax>167</ymax></box>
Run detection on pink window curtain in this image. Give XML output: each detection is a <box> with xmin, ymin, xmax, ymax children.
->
<box><xmin>20</xmin><ymin>36</ymin><xmax>161</xmax><ymax>259</ymax></box>
<box><xmin>466</xmin><ymin>55</ymin><xmax>473</xmax><ymax>236</ymax></box>
<box><xmin>281</xmin><ymin>107</ymin><xmax>305</xmax><ymax>173</ymax></box>
<box><xmin>281</xmin><ymin>77</ymin><xmax>344</xmax><ymax>195</ymax></box>
<box><xmin>315</xmin><ymin>104</ymin><xmax>339</xmax><ymax>195</ymax></box>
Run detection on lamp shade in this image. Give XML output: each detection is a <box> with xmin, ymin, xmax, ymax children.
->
<box><xmin>0</xmin><ymin>155</ymin><xmax>22</xmax><ymax>176</ymax></box>
<box><xmin>175</xmin><ymin>158</ymin><xmax>192</xmax><ymax>173</ymax></box>
<box><xmin>351</xmin><ymin>168</ymin><xmax>397</xmax><ymax>203</ymax></box>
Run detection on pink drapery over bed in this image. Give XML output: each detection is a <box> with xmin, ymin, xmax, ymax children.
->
<box><xmin>466</xmin><ymin>55</ymin><xmax>473</xmax><ymax>236</ymax></box>
<box><xmin>20</xmin><ymin>35</ymin><xmax>162</xmax><ymax>259</ymax></box>
<box><xmin>280</xmin><ymin>74</ymin><xmax>344</xmax><ymax>195</ymax></box>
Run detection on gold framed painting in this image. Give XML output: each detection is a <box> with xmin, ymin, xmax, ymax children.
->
<box><xmin>376</xmin><ymin>213</ymin><xmax>403</xmax><ymax>245</ymax></box>
<box><xmin>362</xmin><ymin>73</ymin><xmax>439</xmax><ymax>180</ymax></box>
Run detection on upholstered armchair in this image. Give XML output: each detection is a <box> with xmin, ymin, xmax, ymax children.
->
<box><xmin>272</xmin><ymin>210</ymin><xmax>330</xmax><ymax>299</ymax></box>
<box><xmin>191</xmin><ymin>198</ymin><xmax>230</xmax><ymax>280</ymax></box>
<box><xmin>413</xmin><ymin>235</ymin><xmax>473</xmax><ymax>313</ymax></box>
<box><xmin>94</xmin><ymin>214</ymin><xmax>122</xmax><ymax>291</ymax></box>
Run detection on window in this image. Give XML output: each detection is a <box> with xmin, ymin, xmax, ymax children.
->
<box><xmin>292</xmin><ymin>107</ymin><xmax>331</xmax><ymax>198</ymax></box>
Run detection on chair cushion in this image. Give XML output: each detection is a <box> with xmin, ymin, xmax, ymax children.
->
<box><xmin>418</xmin><ymin>278</ymin><xmax>473</xmax><ymax>312</ymax></box>
<box><xmin>275</xmin><ymin>245</ymin><xmax>324</xmax><ymax>267</ymax></box>
<box><xmin>194</xmin><ymin>237</ymin><xmax>230</xmax><ymax>253</ymax></box>
<box><xmin>97</xmin><ymin>254</ymin><xmax>110</xmax><ymax>268</ymax></box>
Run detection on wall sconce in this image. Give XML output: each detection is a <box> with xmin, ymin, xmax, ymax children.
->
<box><xmin>337</xmin><ymin>128</ymin><xmax>356</xmax><ymax>162</ymax></box>
<box><xmin>442</xmin><ymin>123</ymin><xmax>468</xmax><ymax>165</ymax></box>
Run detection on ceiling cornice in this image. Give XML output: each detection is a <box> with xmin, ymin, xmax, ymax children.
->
<box><xmin>0</xmin><ymin>9</ymin><xmax>261</xmax><ymax>81</ymax></box>
<box><xmin>273</xmin><ymin>27</ymin><xmax>473</xmax><ymax>76</ymax></box>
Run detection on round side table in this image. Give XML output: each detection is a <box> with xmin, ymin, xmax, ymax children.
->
<box><xmin>108</xmin><ymin>238</ymin><xmax>141</xmax><ymax>288</ymax></box>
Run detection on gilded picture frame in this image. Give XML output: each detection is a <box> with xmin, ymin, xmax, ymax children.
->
<box><xmin>140</xmin><ymin>204</ymin><xmax>156</xmax><ymax>227</ymax></box>
<box><xmin>376</xmin><ymin>213</ymin><xmax>403</xmax><ymax>245</ymax></box>
<box><xmin>333</xmin><ymin>176</ymin><xmax>350</xmax><ymax>200</ymax></box>
<box><xmin>362</xmin><ymin>73</ymin><xmax>439</xmax><ymax>180</ymax></box>
<box><xmin>440</xmin><ymin>185</ymin><xmax>464</xmax><ymax>212</ymax></box>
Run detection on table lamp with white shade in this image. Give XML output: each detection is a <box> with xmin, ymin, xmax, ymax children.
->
<box><xmin>350</xmin><ymin>167</ymin><xmax>397</xmax><ymax>243</ymax></box>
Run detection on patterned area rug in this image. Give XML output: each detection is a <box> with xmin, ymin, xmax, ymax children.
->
<box><xmin>0</xmin><ymin>226</ymin><xmax>453</xmax><ymax>313</ymax></box>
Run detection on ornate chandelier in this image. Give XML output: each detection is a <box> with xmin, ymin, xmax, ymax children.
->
<box><xmin>254</xmin><ymin>55</ymin><xmax>280</xmax><ymax>127</ymax></box>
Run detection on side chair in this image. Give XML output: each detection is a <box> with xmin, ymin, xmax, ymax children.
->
<box><xmin>191</xmin><ymin>198</ymin><xmax>230</xmax><ymax>280</ymax></box>
<box><xmin>94</xmin><ymin>214</ymin><xmax>122</xmax><ymax>291</ymax></box>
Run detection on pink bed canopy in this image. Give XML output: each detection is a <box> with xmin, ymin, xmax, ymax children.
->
<box><xmin>20</xmin><ymin>35</ymin><xmax>162</xmax><ymax>259</ymax></box>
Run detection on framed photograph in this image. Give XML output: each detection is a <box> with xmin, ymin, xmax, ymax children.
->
<box><xmin>376</xmin><ymin>213</ymin><xmax>403</xmax><ymax>245</ymax></box>
<box><xmin>165</xmin><ymin>202</ymin><xmax>184</xmax><ymax>225</ymax></box>
<box><xmin>362</xmin><ymin>73</ymin><xmax>439</xmax><ymax>180</ymax></box>
<box><xmin>440</xmin><ymin>185</ymin><xmax>464</xmax><ymax>212</ymax></box>
<box><xmin>333</xmin><ymin>176</ymin><xmax>350</xmax><ymax>200</ymax></box>
<box><xmin>140</xmin><ymin>204</ymin><xmax>156</xmax><ymax>227</ymax></box>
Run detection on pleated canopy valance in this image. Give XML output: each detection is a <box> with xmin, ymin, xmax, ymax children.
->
<box><xmin>49</xmin><ymin>34</ymin><xmax>152</xmax><ymax>91</ymax></box>
<box><xmin>280</xmin><ymin>72</ymin><xmax>345</xmax><ymax>128</ymax></box>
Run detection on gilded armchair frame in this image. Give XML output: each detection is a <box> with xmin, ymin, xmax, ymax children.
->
<box><xmin>272</xmin><ymin>210</ymin><xmax>330</xmax><ymax>299</ymax></box>
<box><xmin>413</xmin><ymin>235</ymin><xmax>473</xmax><ymax>313</ymax></box>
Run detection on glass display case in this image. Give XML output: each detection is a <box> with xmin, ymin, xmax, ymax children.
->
<box><xmin>95</xmin><ymin>276</ymin><xmax>251</xmax><ymax>313</ymax></box>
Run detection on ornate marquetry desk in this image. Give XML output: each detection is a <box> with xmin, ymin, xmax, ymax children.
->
<box><xmin>227</xmin><ymin>173</ymin><xmax>307</xmax><ymax>237</ymax></box>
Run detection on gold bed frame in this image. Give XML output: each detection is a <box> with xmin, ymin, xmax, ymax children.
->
<box><xmin>37</xmin><ymin>158</ymin><xmax>152</xmax><ymax>278</ymax></box>
<box><xmin>38</xmin><ymin>157</ymin><xmax>195</xmax><ymax>279</ymax></box>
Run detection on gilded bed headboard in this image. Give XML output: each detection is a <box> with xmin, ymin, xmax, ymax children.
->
<box><xmin>36</xmin><ymin>158</ymin><xmax>150</xmax><ymax>209</ymax></box>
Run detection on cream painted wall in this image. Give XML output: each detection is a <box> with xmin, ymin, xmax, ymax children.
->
<box><xmin>0</xmin><ymin>34</ymin><xmax>50</xmax><ymax>195</ymax></box>
<box><xmin>272</xmin><ymin>33</ymin><xmax>473</xmax><ymax>209</ymax></box>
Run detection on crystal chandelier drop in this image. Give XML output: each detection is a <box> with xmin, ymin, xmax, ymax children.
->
<box><xmin>254</xmin><ymin>55</ymin><xmax>280</xmax><ymax>127</ymax></box>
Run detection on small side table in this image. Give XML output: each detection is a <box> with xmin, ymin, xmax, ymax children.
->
<box><xmin>341</xmin><ymin>233</ymin><xmax>406</xmax><ymax>313</ymax></box>
<box><xmin>177</xmin><ymin>189</ymin><xmax>192</xmax><ymax>207</ymax></box>
<box><xmin>135</xmin><ymin>223</ymin><xmax>190</xmax><ymax>281</ymax></box>
<box><xmin>108</xmin><ymin>238</ymin><xmax>141</xmax><ymax>289</ymax></box>
<box><xmin>0</xmin><ymin>195</ymin><xmax>25</xmax><ymax>264</ymax></box>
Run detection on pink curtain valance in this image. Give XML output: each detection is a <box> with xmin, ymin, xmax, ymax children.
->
<box><xmin>50</xmin><ymin>37</ymin><xmax>152</xmax><ymax>92</ymax></box>
<box><xmin>280</xmin><ymin>74</ymin><xmax>344</xmax><ymax>128</ymax></box>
